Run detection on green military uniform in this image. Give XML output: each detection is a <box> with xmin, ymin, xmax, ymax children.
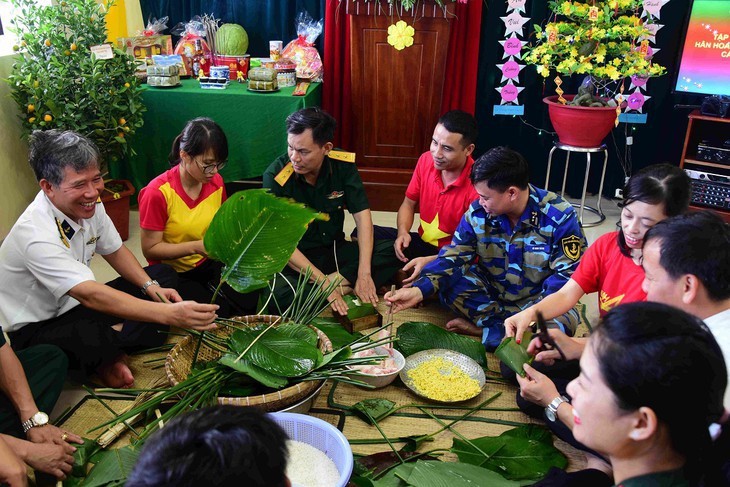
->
<box><xmin>0</xmin><ymin>328</ymin><xmax>68</xmax><ymax>437</ymax></box>
<box><xmin>262</xmin><ymin>152</ymin><xmax>401</xmax><ymax>311</ymax></box>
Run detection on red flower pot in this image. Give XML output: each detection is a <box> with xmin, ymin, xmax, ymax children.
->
<box><xmin>543</xmin><ymin>95</ymin><xmax>619</xmax><ymax>148</ymax></box>
<box><xmin>101</xmin><ymin>179</ymin><xmax>135</xmax><ymax>241</ymax></box>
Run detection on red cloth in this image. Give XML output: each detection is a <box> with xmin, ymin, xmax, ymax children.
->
<box><xmin>440</xmin><ymin>0</ymin><xmax>483</xmax><ymax>114</ymax></box>
<box><xmin>571</xmin><ymin>232</ymin><xmax>647</xmax><ymax>316</ymax></box>
<box><xmin>323</xmin><ymin>0</ymin><xmax>352</xmax><ymax>149</ymax></box>
<box><xmin>405</xmin><ymin>152</ymin><xmax>477</xmax><ymax>248</ymax></box>
<box><xmin>323</xmin><ymin>0</ymin><xmax>482</xmax><ymax>145</ymax></box>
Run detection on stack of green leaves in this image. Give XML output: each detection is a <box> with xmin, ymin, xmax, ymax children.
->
<box><xmin>396</xmin><ymin>322</ymin><xmax>487</xmax><ymax>369</ymax></box>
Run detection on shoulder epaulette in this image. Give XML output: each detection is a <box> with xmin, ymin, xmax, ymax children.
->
<box><xmin>328</xmin><ymin>150</ymin><xmax>356</xmax><ymax>163</ymax></box>
<box><xmin>274</xmin><ymin>162</ymin><xmax>295</xmax><ymax>186</ymax></box>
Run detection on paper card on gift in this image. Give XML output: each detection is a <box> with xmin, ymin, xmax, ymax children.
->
<box><xmin>91</xmin><ymin>44</ymin><xmax>114</xmax><ymax>60</ymax></box>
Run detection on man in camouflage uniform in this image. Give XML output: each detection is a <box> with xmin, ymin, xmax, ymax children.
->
<box><xmin>386</xmin><ymin>147</ymin><xmax>586</xmax><ymax>351</ymax></box>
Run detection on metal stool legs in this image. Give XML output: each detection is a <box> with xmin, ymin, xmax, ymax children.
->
<box><xmin>545</xmin><ymin>143</ymin><xmax>608</xmax><ymax>228</ymax></box>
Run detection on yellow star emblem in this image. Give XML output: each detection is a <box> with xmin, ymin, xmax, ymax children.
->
<box><xmin>420</xmin><ymin>214</ymin><xmax>450</xmax><ymax>246</ymax></box>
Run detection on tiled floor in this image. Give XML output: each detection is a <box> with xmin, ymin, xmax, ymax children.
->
<box><xmin>52</xmin><ymin>194</ymin><xmax>622</xmax><ymax>418</ymax></box>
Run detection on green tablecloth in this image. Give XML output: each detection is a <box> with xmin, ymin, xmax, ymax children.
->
<box><xmin>110</xmin><ymin>79</ymin><xmax>321</xmax><ymax>198</ymax></box>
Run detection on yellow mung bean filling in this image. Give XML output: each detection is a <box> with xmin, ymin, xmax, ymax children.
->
<box><xmin>407</xmin><ymin>357</ymin><xmax>481</xmax><ymax>401</ymax></box>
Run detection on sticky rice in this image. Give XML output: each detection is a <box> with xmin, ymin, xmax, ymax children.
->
<box><xmin>407</xmin><ymin>357</ymin><xmax>481</xmax><ymax>401</ymax></box>
<box><xmin>286</xmin><ymin>439</ymin><xmax>340</xmax><ymax>487</ymax></box>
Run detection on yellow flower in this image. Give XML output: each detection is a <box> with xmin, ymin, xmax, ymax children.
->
<box><xmin>537</xmin><ymin>65</ymin><xmax>550</xmax><ymax>77</ymax></box>
<box><xmin>387</xmin><ymin>20</ymin><xmax>415</xmax><ymax>51</ymax></box>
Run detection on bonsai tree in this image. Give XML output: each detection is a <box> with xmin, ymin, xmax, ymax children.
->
<box><xmin>7</xmin><ymin>0</ymin><xmax>145</xmax><ymax>167</ymax></box>
<box><xmin>524</xmin><ymin>0</ymin><xmax>665</xmax><ymax>106</ymax></box>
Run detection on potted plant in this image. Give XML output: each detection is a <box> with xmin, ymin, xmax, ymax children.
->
<box><xmin>7</xmin><ymin>0</ymin><xmax>145</xmax><ymax>238</ymax></box>
<box><xmin>524</xmin><ymin>0</ymin><xmax>665</xmax><ymax>147</ymax></box>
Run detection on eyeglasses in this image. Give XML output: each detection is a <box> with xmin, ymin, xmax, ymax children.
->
<box><xmin>194</xmin><ymin>157</ymin><xmax>227</xmax><ymax>174</ymax></box>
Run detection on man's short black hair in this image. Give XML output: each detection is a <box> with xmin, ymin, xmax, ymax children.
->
<box><xmin>470</xmin><ymin>146</ymin><xmax>529</xmax><ymax>192</ymax></box>
<box><xmin>286</xmin><ymin>107</ymin><xmax>337</xmax><ymax>146</ymax></box>
<box><xmin>126</xmin><ymin>406</ymin><xmax>289</xmax><ymax>487</ymax></box>
<box><xmin>437</xmin><ymin>110</ymin><xmax>478</xmax><ymax>147</ymax></box>
<box><xmin>644</xmin><ymin>210</ymin><xmax>730</xmax><ymax>302</ymax></box>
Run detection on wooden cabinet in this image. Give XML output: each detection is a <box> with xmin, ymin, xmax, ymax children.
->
<box><xmin>680</xmin><ymin>110</ymin><xmax>730</xmax><ymax>222</ymax></box>
<box><xmin>346</xmin><ymin>0</ymin><xmax>454</xmax><ymax>210</ymax></box>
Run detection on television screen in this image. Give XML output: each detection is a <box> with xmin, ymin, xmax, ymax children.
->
<box><xmin>674</xmin><ymin>0</ymin><xmax>730</xmax><ymax>96</ymax></box>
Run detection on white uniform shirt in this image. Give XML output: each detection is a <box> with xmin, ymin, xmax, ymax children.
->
<box><xmin>705</xmin><ymin>308</ymin><xmax>730</xmax><ymax>411</ymax></box>
<box><xmin>0</xmin><ymin>191</ymin><xmax>122</xmax><ymax>332</ymax></box>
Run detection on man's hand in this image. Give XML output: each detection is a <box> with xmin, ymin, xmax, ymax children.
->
<box><xmin>327</xmin><ymin>289</ymin><xmax>349</xmax><ymax>316</ymax></box>
<box><xmin>0</xmin><ymin>437</ymin><xmax>28</xmax><ymax>487</ymax></box>
<box><xmin>23</xmin><ymin>442</ymin><xmax>74</xmax><ymax>480</ymax></box>
<box><xmin>147</xmin><ymin>285</ymin><xmax>182</xmax><ymax>303</ymax></box>
<box><xmin>526</xmin><ymin>329</ymin><xmax>586</xmax><ymax>365</ymax></box>
<box><xmin>394</xmin><ymin>233</ymin><xmax>412</xmax><ymax>262</ymax></box>
<box><xmin>354</xmin><ymin>274</ymin><xmax>378</xmax><ymax>306</ymax></box>
<box><xmin>515</xmin><ymin>363</ymin><xmax>560</xmax><ymax>408</ymax></box>
<box><xmin>401</xmin><ymin>256</ymin><xmax>435</xmax><ymax>286</ymax></box>
<box><xmin>384</xmin><ymin>287</ymin><xmax>423</xmax><ymax>313</ymax></box>
<box><xmin>166</xmin><ymin>302</ymin><xmax>219</xmax><ymax>330</ymax></box>
<box><xmin>26</xmin><ymin>425</ymin><xmax>82</xmax><ymax>447</ymax></box>
<box><xmin>503</xmin><ymin>308</ymin><xmax>536</xmax><ymax>343</ymax></box>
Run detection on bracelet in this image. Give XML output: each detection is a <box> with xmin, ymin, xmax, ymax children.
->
<box><xmin>140</xmin><ymin>279</ymin><xmax>160</xmax><ymax>296</ymax></box>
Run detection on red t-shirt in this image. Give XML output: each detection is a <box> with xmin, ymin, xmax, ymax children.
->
<box><xmin>571</xmin><ymin>231</ymin><xmax>647</xmax><ymax>316</ymax></box>
<box><xmin>405</xmin><ymin>152</ymin><xmax>477</xmax><ymax>248</ymax></box>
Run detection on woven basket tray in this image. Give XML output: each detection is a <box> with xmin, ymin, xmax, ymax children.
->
<box><xmin>165</xmin><ymin>315</ymin><xmax>333</xmax><ymax>411</ymax></box>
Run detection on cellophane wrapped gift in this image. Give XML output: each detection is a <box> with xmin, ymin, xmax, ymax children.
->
<box><xmin>171</xmin><ymin>16</ymin><xmax>212</xmax><ymax>76</ymax></box>
<box><xmin>281</xmin><ymin>11</ymin><xmax>323</xmax><ymax>82</ymax></box>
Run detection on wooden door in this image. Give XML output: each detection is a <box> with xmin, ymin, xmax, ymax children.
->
<box><xmin>346</xmin><ymin>1</ymin><xmax>453</xmax><ymax>209</ymax></box>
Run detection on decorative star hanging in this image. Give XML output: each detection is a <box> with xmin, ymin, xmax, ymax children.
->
<box><xmin>497</xmin><ymin>59</ymin><xmax>525</xmax><ymax>82</ymax></box>
<box><xmin>495</xmin><ymin>79</ymin><xmax>524</xmax><ymax>105</ymax></box>
<box><xmin>641</xmin><ymin>0</ymin><xmax>670</xmax><ymax>20</ymax></box>
<box><xmin>499</xmin><ymin>34</ymin><xmax>526</xmax><ymax>60</ymax></box>
<box><xmin>506</xmin><ymin>0</ymin><xmax>527</xmax><ymax>14</ymax></box>
<box><xmin>640</xmin><ymin>23</ymin><xmax>664</xmax><ymax>44</ymax></box>
<box><xmin>501</xmin><ymin>11</ymin><xmax>529</xmax><ymax>36</ymax></box>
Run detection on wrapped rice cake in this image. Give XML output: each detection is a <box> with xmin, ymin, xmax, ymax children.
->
<box><xmin>248</xmin><ymin>79</ymin><xmax>278</xmax><ymax>91</ymax></box>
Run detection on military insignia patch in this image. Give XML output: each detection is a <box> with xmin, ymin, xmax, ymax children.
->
<box><xmin>55</xmin><ymin>217</ymin><xmax>74</xmax><ymax>248</ymax></box>
<box><xmin>328</xmin><ymin>150</ymin><xmax>356</xmax><ymax>163</ymax></box>
<box><xmin>529</xmin><ymin>211</ymin><xmax>539</xmax><ymax>227</ymax></box>
<box><xmin>326</xmin><ymin>191</ymin><xmax>344</xmax><ymax>199</ymax></box>
<box><xmin>561</xmin><ymin>235</ymin><xmax>582</xmax><ymax>261</ymax></box>
<box><xmin>274</xmin><ymin>162</ymin><xmax>295</xmax><ymax>186</ymax></box>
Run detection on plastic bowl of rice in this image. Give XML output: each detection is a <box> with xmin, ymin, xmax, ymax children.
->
<box><xmin>400</xmin><ymin>349</ymin><xmax>486</xmax><ymax>402</ymax></box>
<box><xmin>271</xmin><ymin>412</ymin><xmax>353</xmax><ymax>487</ymax></box>
<box><xmin>346</xmin><ymin>342</ymin><xmax>406</xmax><ymax>388</ymax></box>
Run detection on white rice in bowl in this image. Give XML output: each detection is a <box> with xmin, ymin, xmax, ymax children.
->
<box><xmin>286</xmin><ymin>439</ymin><xmax>341</xmax><ymax>487</ymax></box>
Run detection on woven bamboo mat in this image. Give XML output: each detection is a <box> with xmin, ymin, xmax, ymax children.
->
<box><xmin>59</xmin><ymin>305</ymin><xmax>588</xmax><ymax>471</ymax></box>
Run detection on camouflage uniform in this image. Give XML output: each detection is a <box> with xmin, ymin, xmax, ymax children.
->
<box><xmin>413</xmin><ymin>185</ymin><xmax>587</xmax><ymax>351</ymax></box>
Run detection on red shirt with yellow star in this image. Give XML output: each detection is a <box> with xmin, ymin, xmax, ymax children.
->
<box><xmin>406</xmin><ymin>152</ymin><xmax>477</xmax><ymax>248</ymax></box>
<box><xmin>571</xmin><ymin>231</ymin><xmax>647</xmax><ymax>316</ymax></box>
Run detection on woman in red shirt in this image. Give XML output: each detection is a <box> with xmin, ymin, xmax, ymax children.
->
<box><xmin>504</xmin><ymin>163</ymin><xmax>691</xmax><ymax>341</ymax></box>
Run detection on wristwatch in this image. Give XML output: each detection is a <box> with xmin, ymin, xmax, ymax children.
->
<box><xmin>545</xmin><ymin>395</ymin><xmax>569</xmax><ymax>422</ymax></box>
<box><xmin>22</xmin><ymin>411</ymin><xmax>49</xmax><ymax>433</ymax></box>
<box><xmin>140</xmin><ymin>279</ymin><xmax>160</xmax><ymax>295</ymax></box>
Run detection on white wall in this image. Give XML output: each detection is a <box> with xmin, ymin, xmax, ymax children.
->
<box><xmin>0</xmin><ymin>54</ymin><xmax>38</xmax><ymax>239</ymax></box>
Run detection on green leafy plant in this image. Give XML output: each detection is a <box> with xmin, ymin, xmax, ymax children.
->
<box><xmin>7</xmin><ymin>0</ymin><xmax>145</xmax><ymax>166</ymax></box>
<box><xmin>524</xmin><ymin>0</ymin><xmax>666</xmax><ymax>106</ymax></box>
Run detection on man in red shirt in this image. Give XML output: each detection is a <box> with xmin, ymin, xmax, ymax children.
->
<box><xmin>357</xmin><ymin>111</ymin><xmax>478</xmax><ymax>284</ymax></box>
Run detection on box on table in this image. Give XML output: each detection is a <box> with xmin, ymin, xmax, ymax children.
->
<box><xmin>118</xmin><ymin>35</ymin><xmax>174</xmax><ymax>60</ymax></box>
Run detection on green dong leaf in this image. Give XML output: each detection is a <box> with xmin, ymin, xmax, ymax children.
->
<box><xmin>451</xmin><ymin>425</ymin><xmax>567</xmax><ymax>481</ymax></box>
<box><xmin>228</xmin><ymin>328</ymin><xmax>321</xmax><ymax>377</ymax></box>
<box><xmin>204</xmin><ymin>189</ymin><xmax>326</xmax><ymax>294</ymax></box>
<box><xmin>396</xmin><ymin>322</ymin><xmax>487</xmax><ymax>369</ymax></box>
<box><xmin>494</xmin><ymin>330</ymin><xmax>534</xmax><ymax>378</ymax></box>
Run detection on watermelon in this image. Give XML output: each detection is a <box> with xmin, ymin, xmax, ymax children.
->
<box><xmin>216</xmin><ymin>24</ymin><xmax>248</xmax><ymax>55</ymax></box>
